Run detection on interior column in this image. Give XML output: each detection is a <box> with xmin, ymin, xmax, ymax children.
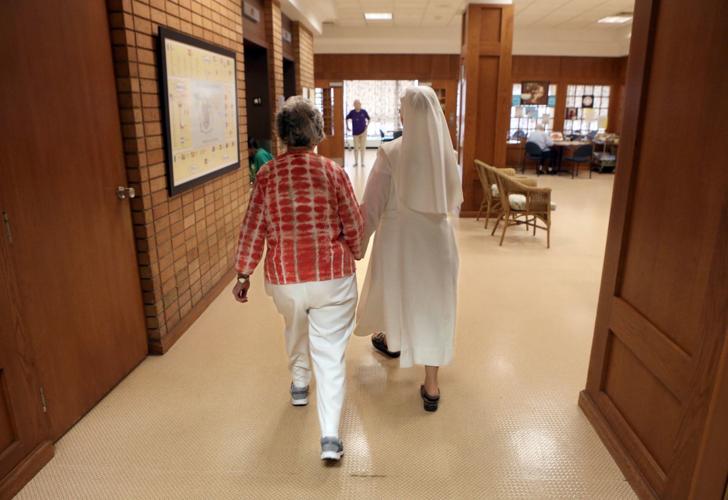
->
<box><xmin>458</xmin><ymin>3</ymin><xmax>514</xmax><ymax>216</ymax></box>
<box><xmin>264</xmin><ymin>0</ymin><xmax>284</xmax><ymax>154</ymax></box>
<box><xmin>291</xmin><ymin>21</ymin><xmax>315</xmax><ymax>96</ymax></box>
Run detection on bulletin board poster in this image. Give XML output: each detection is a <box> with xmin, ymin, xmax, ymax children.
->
<box><xmin>159</xmin><ymin>27</ymin><xmax>240</xmax><ymax>195</ymax></box>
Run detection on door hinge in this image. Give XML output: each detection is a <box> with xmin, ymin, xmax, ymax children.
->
<box><xmin>2</xmin><ymin>211</ymin><xmax>12</xmax><ymax>244</ymax></box>
<box><xmin>39</xmin><ymin>386</ymin><xmax>48</xmax><ymax>413</ymax></box>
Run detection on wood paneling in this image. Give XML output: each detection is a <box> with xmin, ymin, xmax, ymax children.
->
<box><xmin>0</xmin><ymin>442</ymin><xmax>53</xmax><ymax>500</ymax></box>
<box><xmin>431</xmin><ymin>79</ymin><xmax>458</xmax><ymax>146</ymax></box>
<box><xmin>0</xmin><ymin>0</ymin><xmax>148</xmax><ymax>440</ymax></box>
<box><xmin>243</xmin><ymin>0</ymin><xmax>267</xmax><ymax>47</ymax></box>
<box><xmin>512</xmin><ymin>55</ymin><xmax>627</xmax><ymax>83</ymax></box>
<box><xmin>281</xmin><ymin>13</ymin><xmax>293</xmax><ymax>61</ymax></box>
<box><xmin>459</xmin><ymin>4</ymin><xmax>514</xmax><ymax>215</ymax></box>
<box><xmin>689</xmin><ymin>336</ymin><xmax>728</xmax><ymax>499</ymax></box>
<box><xmin>0</xmin><ymin>237</ymin><xmax>51</xmax><ymax>494</ymax></box>
<box><xmin>314</xmin><ymin>54</ymin><xmax>459</xmax><ymax>81</ymax></box>
<box><xmin>315</xmin><ymin>83</ymin><xmax>345</xmax><ymax>163</ymax></box>
<box><xmin>580</xmin><ymin>0</ymin><xmax>728</xmax><ymax>498</ymax></box>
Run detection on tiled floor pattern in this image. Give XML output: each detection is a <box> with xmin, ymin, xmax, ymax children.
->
<box><xmin>18</xmin><ymin>151</ymin><xmax>635</xmax><ymax>499</ymax></box>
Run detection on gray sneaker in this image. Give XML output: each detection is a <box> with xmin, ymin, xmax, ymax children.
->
<box><xmin>320</xmin><ymin>437</ymin><xmax>344</xmax><ymax>461</ymax></box>
<box><xmin>290</xmin><ymin>384</ymin><xmax>309</xmax><ymax>406</ymax></box>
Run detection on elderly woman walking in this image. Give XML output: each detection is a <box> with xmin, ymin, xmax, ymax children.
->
<box><xmin>233</xmin><ymin>97</ymin><xmax>364</xmax><ymax>460</ymax></box>
<box><xmin>356</xmin><ymin>86</ymin><xmax>463</xmax><ymax>412</ymax></box>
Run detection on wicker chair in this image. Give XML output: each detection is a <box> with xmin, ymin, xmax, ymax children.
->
<box><xmin>474</xmin><ymin>160</ymin><xmax>535</xmax><ymax>229</ymax></box>
<box><xmin>489</xmin><ymin>166</ymin><xmax>553</xmax><ymax>248</ymax></box>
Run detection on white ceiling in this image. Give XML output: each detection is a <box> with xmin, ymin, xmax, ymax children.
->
<box><xmin>327</xmin><ymin>0</ymin><xmax>633</xmax><ymax>29</ymax></box>
<box><xmin>283</xmin><ymin>0</ymin><xmax>634</xmax><ymax>55</ymax></box>
<box><xmin>516</xmin><ymin>0</ymin><xmax>634</xmax><ymax>29</ymax></box>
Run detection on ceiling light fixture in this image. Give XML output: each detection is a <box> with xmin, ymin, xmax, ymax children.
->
<box><xmin>597</xmin><ymin>13</ymin><xmax>633</xmax><ymax>24</ymax></box>
<box><xmin>364</xmin><ymin>12</ymin><xmax>393</xmax><ymax>20</ymax></box>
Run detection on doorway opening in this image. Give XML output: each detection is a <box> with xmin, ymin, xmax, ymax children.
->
<box><xmin>243</xmin><ymin>40</ymin><xmax>272</xmax><ymax>154</ymax></box>
<box><xmin>342</xmin><ymin>80</ymin><xmax>417</xmax><ymax>151</ymax></box>
<box><xmin>283</xmin><ymin>58</ymin><xmax>296</xmax><ymax>99</ymax></box>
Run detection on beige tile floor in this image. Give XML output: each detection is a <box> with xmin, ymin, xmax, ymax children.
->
<box><xmin>18</xmin><ymin>151</ymin><xmax>635</xmax><ymax>499</ymax></box>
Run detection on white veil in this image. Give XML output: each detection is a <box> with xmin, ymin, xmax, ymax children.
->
<box><xmin>395</xmin><ymin>86</ymin><xmax>463</xmax><ymax>215</ymax></box>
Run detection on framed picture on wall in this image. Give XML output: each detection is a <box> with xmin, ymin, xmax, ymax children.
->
<box><xmin>581</xmin><ymin>95</ymin><xmax>595</xmax><ymax>108</ymax></box>
<box><xmin>158</xmin><ymin>27</ymin><xmax>240</xmax><ymax>195</ymax></box>
<box><xmin>566</xmin><ymin>107</ymin><xmax>578</xmax><ymax>120</ymax></box>
<box><xmin>520</xmin><ymin>81</ymin><xmax>549</xmax><ymax>105</ymax></box>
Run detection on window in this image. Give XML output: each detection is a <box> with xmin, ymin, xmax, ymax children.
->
<box><xmin>563</xmin><ymin>84</ymin><xmax>610</xmax><ymax>136</ymax></box>
<box><xmin>509</xmin><ymin>83</ymin><xmax>557</xmax><ymax>140</ymax></box>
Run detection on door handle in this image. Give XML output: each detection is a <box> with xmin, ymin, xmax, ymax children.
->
<box><xmin>116</xmin><ymin>186</ymin><xmax>136</xmax><ymax>200</ymax></box>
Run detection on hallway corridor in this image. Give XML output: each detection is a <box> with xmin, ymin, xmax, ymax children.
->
<box><xmin>17</xmin><ymin>159</ymin><xmax>634</xmax><ymax>499</ymax></box>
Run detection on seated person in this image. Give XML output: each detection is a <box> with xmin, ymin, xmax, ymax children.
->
<box><xmin>248</xmin><ymin>137</ymin><xmax>273</xmax><ymax>183</ymax></box>
<box><xmin>527</xmin><ymin>125</ymin><xmax>556</xmax><ymax>172</ymax></box>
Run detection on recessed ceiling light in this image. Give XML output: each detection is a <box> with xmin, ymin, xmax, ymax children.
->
<box><xmin>598</xmin><ymin>13</ymin><xmax>633</xmax><ymax>24</ymax></box>
<box><xmin>364</xmin><ymin>12</ymin><xmax>393</xmax><ymax>20</ymax></box>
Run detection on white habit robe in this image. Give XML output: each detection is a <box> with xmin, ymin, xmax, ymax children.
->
<box><xmin>355</xmin><ymin>86</ymin><xmax>463</xmax><ymax>368</ymax></box>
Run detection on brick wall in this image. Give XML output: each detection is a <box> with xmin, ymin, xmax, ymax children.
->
<box><xmin>107</xmin><ymin>0</ymin><xmax>250</xmax><ymax>353</ymax></box>
<box><xmin>292</xmin><ymin>22</ymin><xmax>314</xmax><ymax>93</ymax></box>
<box><xmin>264</xmin><ymin>0</ymin><xmax>284</xmax><ymax>154</ymax></box>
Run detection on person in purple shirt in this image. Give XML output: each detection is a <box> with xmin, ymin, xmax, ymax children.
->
<box><xmin>346</xmin><ymin>100</ymin><xmax>370</xmax><ymax>167</ymax></box>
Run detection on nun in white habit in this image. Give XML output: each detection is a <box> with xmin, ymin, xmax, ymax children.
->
<box><xmin>355</xmin><ymin>85</ymin><xmax>463</xmax><ymax>412</ymax></box>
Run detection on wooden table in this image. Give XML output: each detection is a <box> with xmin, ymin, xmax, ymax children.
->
<box><xmin>551</xmin><ymin>140</ymin><xmax>591</xmax><ymax>171</ymax></box>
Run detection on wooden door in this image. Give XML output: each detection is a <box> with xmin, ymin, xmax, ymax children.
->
<box><xmin>579</xmin><ymin>0</ymin><xmax>728</xmax><ymax>498</ymax></box>
<box><xmin>431</xmin><ymin>79</ymin><xmax>458</xmax><ymax>147</ymax></box>
<box><xmin>0</xmin><ymin>237</ymin><xmax>53</xmax><ymax>499</ymax></box>
<box><xmin>315</xmin><ymin>83</ymin><xmax>345</xmax><ymax>164</ymax></box>
<box><xmin>0</xmin><ymin>0</ymin><xmax>148</xmax><ymax>439</ymax></box>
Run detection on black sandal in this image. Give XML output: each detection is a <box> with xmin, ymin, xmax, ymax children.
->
<box><xmin>420</xmin><ymin>385</ymin><xmax>440</xmax><ymax>412</ymax></box>
<box><xmin>371</xmin><ymin>332</ymin><xmax>400</xmax><ymax>358</ymax></box>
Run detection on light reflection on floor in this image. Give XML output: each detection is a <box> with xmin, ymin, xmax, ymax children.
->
<box><xmin>18</xmin><ymin>150</ymin><xmax>635</xmax><ymax>499</ymax></box>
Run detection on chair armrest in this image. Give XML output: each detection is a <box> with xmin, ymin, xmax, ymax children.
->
<box><xmin>501</xmin><ymin>168</ymin><xmax>517</xmax><ymax>176</ymax></box>
<box><xmin>515</xmin><ymin>176</ymin><xmax>537</xmax><ymax>187</ymax></box>
<box><xmin>525</xmin><ymin>187</ymin><xmax>552</xmax><ymax>209</ymax></box>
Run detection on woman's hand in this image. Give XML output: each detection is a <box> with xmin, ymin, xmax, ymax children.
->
<box><xmin>232</xmin><ymin>277</ymin><xmax>250</xmax><ymax>303</ymax></box>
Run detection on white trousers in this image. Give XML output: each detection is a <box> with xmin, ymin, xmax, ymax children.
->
<box><xmin>353</xmin><ymin>133</ymin><xmax>366</xmax><ymax>164</ymax></box>
<box><xmin>266</xmin><ymin>275</ymin><xmax>357</xmax><ymax>438</ymax></box>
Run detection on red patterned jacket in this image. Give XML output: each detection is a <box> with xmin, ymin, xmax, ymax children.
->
<box><xmin>234</xmin><ymin>151</ymin><xmax>364</xmax><ymax>284</ymax></box>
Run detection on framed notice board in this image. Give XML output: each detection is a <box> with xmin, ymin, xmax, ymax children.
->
<box><xmin>158</xmin><ymin>27</ymin><xmax>240</xmax><ymax>195</ymax></box>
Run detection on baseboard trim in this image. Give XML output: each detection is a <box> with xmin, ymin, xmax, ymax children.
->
<box><xmin>0</xmin><ymin>441</ymin><xmax>54</xmax><ymax>500</ymax></box>
<box><xmin>148</xmin><ymin>268</ymin><xmax>236</xmax><ymax>355</ymax></box>
<box><xmin>578</xmin><ymin>390</ymin><xmax>656</xmax><ymax>500</ymax></box>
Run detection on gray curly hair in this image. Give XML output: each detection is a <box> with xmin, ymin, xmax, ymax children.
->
<box><xmin>276</xmin><ymin>96</ymin><xmax>325</xmax><ymax>147</ymax></box>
